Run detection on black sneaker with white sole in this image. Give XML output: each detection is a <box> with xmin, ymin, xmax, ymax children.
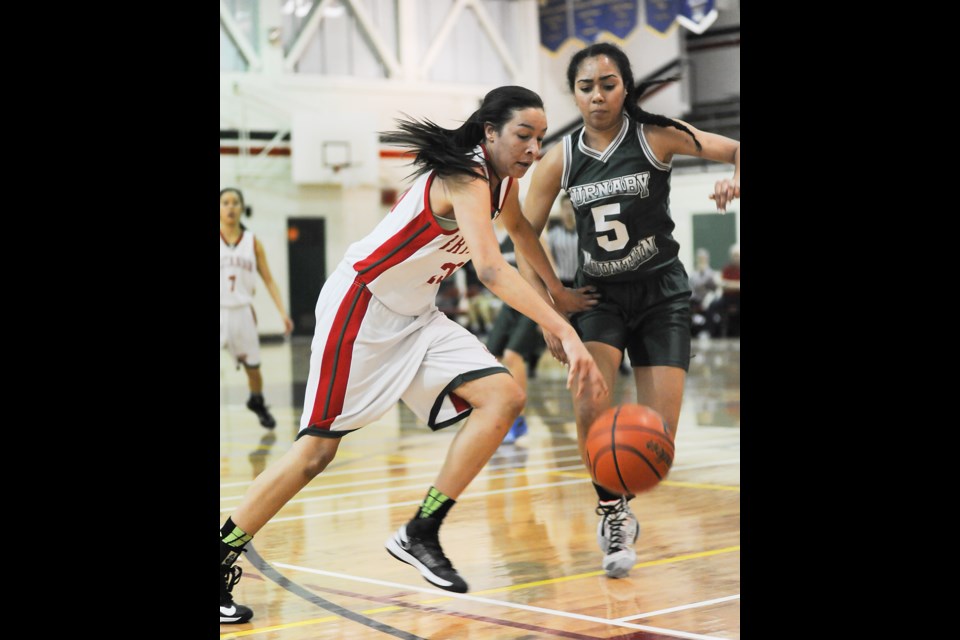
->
<box><xmin>385</xmin><ymin>519</ymin><xmax>468</xmax><ymax>593</ymax></box>
<box><xmin>220</xmin><ymin>565</ymin><xmax>254</xmax><ymax>624</ymax></box>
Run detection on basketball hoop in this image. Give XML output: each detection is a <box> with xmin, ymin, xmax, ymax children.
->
<box><xmin>323</xmin><ymin>141</ymin><xmax>352</xmax><ymax>176</ymax></box>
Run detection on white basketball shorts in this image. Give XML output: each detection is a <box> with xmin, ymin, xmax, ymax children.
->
<box><xmin>220</xmin><ymin>305</ymin><xmax>261</xmax><ymax>367</ymax></box>
<box><xmin>298</xmin><ymin>266</ymin><xmax>507</xmax><ymax>438</ymax></box>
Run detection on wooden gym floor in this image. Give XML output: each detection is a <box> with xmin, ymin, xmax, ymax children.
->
<box><xmin>219</xmin><ymin>336</ymin><xmax>740</xmax><ymax>639</ymax></box>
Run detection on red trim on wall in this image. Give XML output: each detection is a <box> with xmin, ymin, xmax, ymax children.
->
<box><xmin>219</xmin><ymin>146</ymin><xmax>291</xmax><ymax>156</ymax></box>
<box><xmin>379</xmin><ymin>149</ymin><xmax>417</xmax><ymax>159</ymax></box>
<box><xmin>219</xmin><ymin>146</ymin><xmax>419</xmax><ymax>159</ymax></box>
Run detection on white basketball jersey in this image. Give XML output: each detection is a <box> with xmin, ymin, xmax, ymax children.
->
<box><xmin>220</xmin><ymin>230</ymin><xmax>257</xmax><ymax>308</ymax></box>
<box><xmin>341</xmin><ymin>145</ymin><xmax>513</xmax><ymax>316</ymax></box>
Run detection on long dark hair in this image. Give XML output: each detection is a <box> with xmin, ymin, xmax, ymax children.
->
<box><xmin>381</xmin><ymin>85</ymin><xmax>544</xmax><ymax>181</ymax></box>
<box><xmin>567</xmin><ymin>43</ymin><xmax>701</xmax><ymax>151</ymax></box>
<box><xmin>220</xmin><ymin>187</ymin><xmax>244</xmax><ymax>206</ymax></box>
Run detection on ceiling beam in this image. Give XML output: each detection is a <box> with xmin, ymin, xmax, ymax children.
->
<box><xmin>467</xmin><ymin>0</ymin><xmax>519</xmax><ymax>81</ymax></box>
<box><xmin>284</xmin><ymin>0</ymin><xmax>332</xmax><ymax>71</ymax></box>
<box><xmin>220</xmin><ymin>1</ymin><xmax>262</xmax><ymax>70</ymax></box>
<box><xmin>343</xmin><ymin>0</ymin><xmax>401</xmax><ymax>77</ymax></box>
<box><xmin>419</xmin><ymin>0</ymin><xmax>469</xmax><ymax>76</ymax></box>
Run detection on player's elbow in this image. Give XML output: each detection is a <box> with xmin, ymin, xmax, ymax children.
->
<box><xmin>476</xmin><ymin>266</ymin><xmax>499</xmax><ymax>289</ymax></box>
<box><xmin>474</xmin><ymin>259</ymin><xmax>505</xmax><ymax>289</ymax></box>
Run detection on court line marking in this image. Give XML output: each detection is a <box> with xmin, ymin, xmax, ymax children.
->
<box><xmin>272</xmin><ymin>561</ymin><xmax>728</xmax><ymax>640</ymax></box>
<box><xmin>467</xmin><ymin>546</ymin><xmax>741</xmax><ymax>595</ymax></box>
<box><xmin>218</xmin><ymin>428</ymin><xmax>738</xmax><ymax>462</ymax></box>
<box><xmin>613</xmin><ymin>594</ymin><xmax>740</xmax><ymax>622</ymax></box>
<box><xmin>260</xmin><ymin>475</ymin><xmax>740</xmax><ymax>523</ymax></box>
<box><xmin>221</xmin><ymin>547</ymin><xmax>738</xmax><ymax>639</ymax></box>
<box><xmin>550</xmin><ymin>459</ymin><xmax>740</xmax><ymax>483</ymax></box>
<box><xmin>222</xmin><ymin>453</ymin><xmax>738</xmax><ymax>494</ymax></box>
<box><xmin>266</xmin><ymin>479</ymin><xmax>588</xmax><ymax>522</ymax></box>
<box><xmin>220</xmin><ymin>463</ymin><xmax>591</xmax><ymax>509</ymax></box>
<box><xmin>307</xmin><ymin>583</ymin><xmax>679</xmax><ymax>640</ymax></box>
<box><xmin>222</xmin><ymin>545</ymin><xmax>427</xmax><ymax>640</ymax></box>
<box><xmin>671</xmin><ymin>458</ymin><xmax>741</xmax><ymax>472</ymax></box>
<box><xmin>219</xmin><ymin>455</ymin><xmax>588</xmax><ymax>501</ymax></box>
<box><xmin>661</xmin><ymin>480</ymin><xmax>740</xmax><ymax>492</ymax></box>
<box><xmin>219</xmin><ymin>443</ymin><xmax>582</xmax><ymax>488</ymax></box>
<box><xmin>220</xmin><ymin>614</ymin><xmax>341</xmax><ymax>638</ymax></box>
<box><xmin>220</xmin><ymin>436</ymin><xmax>739</xmax><ymax>489</ymax></box>
<box><xmin>230</xmin><ymin>455</ymin><xmax>741</xmax><ymax>529</ymax></box>
<box><xmin>549</xmin><ymin>472</ymin><xmax>742</xmax><ymax>494</ymax></box>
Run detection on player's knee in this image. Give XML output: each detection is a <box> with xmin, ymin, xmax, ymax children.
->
<box><xmin>299</xmin><ymin>439</ymin><xmax>339</xmax><ymax>478</ymax></box>
<box><xmin>500</xmin><ymin>378</ymin><xmax>526</xmax><ymax>416</ymax></box>
<box><xmin>303</xmin><ymin>449</ymin><xmax>336</xmax><ymax>478</ymax></box>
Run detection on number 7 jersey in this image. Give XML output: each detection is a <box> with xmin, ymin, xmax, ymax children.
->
<box><xmin>561</xmin><ymin>115</ymin><xmax>679</xmax><ymax>283</ymax></box>
<box><xmin>220</xmin><ymin>230</ymin><xmax>257</xmax><ymax>308</ymax></box>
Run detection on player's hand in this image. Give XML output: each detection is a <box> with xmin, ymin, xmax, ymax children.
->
<box><xmin>282</xmin><ymin>316</ymin><xmax>294</xmax><ymax>336</ymax></box>
<box><xmin>709</xmin><ymin>178</ymin><xmax>740</xmax><ymax>213</ymax></box>
<box><xmin>544</xmin><ymin>330</ymin><xmax>567</xmax><ymax>364</ymax></box>
<box><xmin>560</xmin><ymin>332</ymin><xmax>608</xmax><ymax>401</ymax></box>
<box><xmin>552</xmin><ymin>286</ymin><xmax>600</xmax><ymax>315</ymax></box>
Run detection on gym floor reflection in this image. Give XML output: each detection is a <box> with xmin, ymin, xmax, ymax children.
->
<box><xmin>220</xmin><ymin>336</ymin><xmax>740</xmax><ymax>640</ymax></box>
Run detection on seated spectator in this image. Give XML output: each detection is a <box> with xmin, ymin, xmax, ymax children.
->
<box><xmin>689</xmin><ymin>248</ymin><xmax>719</xmax><ymax>336</ymax></box>
<box><xmin>709</xmin><ymin>244</ymin><xmax>740</xmax><ymax>337</ymax></box>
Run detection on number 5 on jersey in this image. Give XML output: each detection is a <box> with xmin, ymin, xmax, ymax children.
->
<box><xmin>592</xmin><ymin>203</ymin><xmax>628</xmax><ymax>252</ymax></box>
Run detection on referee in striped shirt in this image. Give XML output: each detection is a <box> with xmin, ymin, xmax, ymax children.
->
<box><xmin>547</xmin><ymin>193</ymin><xmax>580</xmax><ymax>288</ymax></box>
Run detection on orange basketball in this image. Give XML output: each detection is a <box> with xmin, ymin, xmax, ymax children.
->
<box><xmin>584</xmin><ymin>404</ymin><xmax>674</xmax><ymax>496</ymax></box>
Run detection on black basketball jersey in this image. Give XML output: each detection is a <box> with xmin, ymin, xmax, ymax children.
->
<box><xmin>561</xmin><ymin>115</ymin><xmax>679</xmax><ymax>283</ymax></box>
<box><xmin>497</xmin><ymin>228</ymin><xmax>517</xmax><ymax>267</ymax></box>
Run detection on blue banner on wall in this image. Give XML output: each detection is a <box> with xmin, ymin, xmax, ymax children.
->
<box><xmin>573</xmin><ymin>0</ymin><xmax>638</xmax><ymax>44</ymax></box>
<box><xmin>644</xmin><ymin>0</ymin><xmax>679</xmax><ymax>35</ymax></box>
<box><xmin>677</xmin><ymin>0</ymin><xmax>718</xmax><ymax>34</ymax></box>
<box><xmin>540</xmin><ymin>0</ymin><xmax>571</xmax><ymax>52</ymax></box>
<box><xmin>539</xmin><ymin>0</ymin><xmax>639</xmax><ymax>51</ymax></box>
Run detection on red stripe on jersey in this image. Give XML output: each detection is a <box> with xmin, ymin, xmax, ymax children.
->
<box><xmin>308</xmin><ymin>280</ymin><xmax>373</xmax><ymax>431</ymax></box>
<box><xmin>352</xmin><ymin>210</ymin><xmax>439</xmax><ymax>282</ymax></box>
<box><xmin>352</xmin><ymin>174</ymin><xmax>449</xmax><ymax>282</ymax></box>
<box><xmin>389</xmin><ymin>186</ymin><xmax>411</xmax><ymax>213</ymax></box>
<box><xmin>450</xmin><ymin>392</ymin><xmax>470</xmax><ymax>414</ymax></box>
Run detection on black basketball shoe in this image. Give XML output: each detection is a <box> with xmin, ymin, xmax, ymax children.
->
<box><xmin>385</xmin><ymin>519</ymin><xmax>468</xmax><ymax>593</ymax></box>
<box><xmin>246</xmin><ymin>395</ymin><xmax>276</xmax><ymax>429</ymax></box>
<box><xmin>220</xmin><ymin>565</ymin><xmax>254</xmax><ymax>624</ymax></box>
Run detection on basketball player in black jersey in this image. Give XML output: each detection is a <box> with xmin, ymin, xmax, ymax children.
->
<box><xmin>520</xmin><ymin>42</ymin><xmax>739</xmax><ymax>578</ymax></box>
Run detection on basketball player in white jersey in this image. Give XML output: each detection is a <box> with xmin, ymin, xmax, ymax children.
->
<box><xmin>218</xmin><ymin>86</ymin><xmax>608</xmax><ymax>624</ymax></box>
<box><xmin>220</xmin><ymin>187</ymin><xmax>294</xmax><ymax>429</ymax></box>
